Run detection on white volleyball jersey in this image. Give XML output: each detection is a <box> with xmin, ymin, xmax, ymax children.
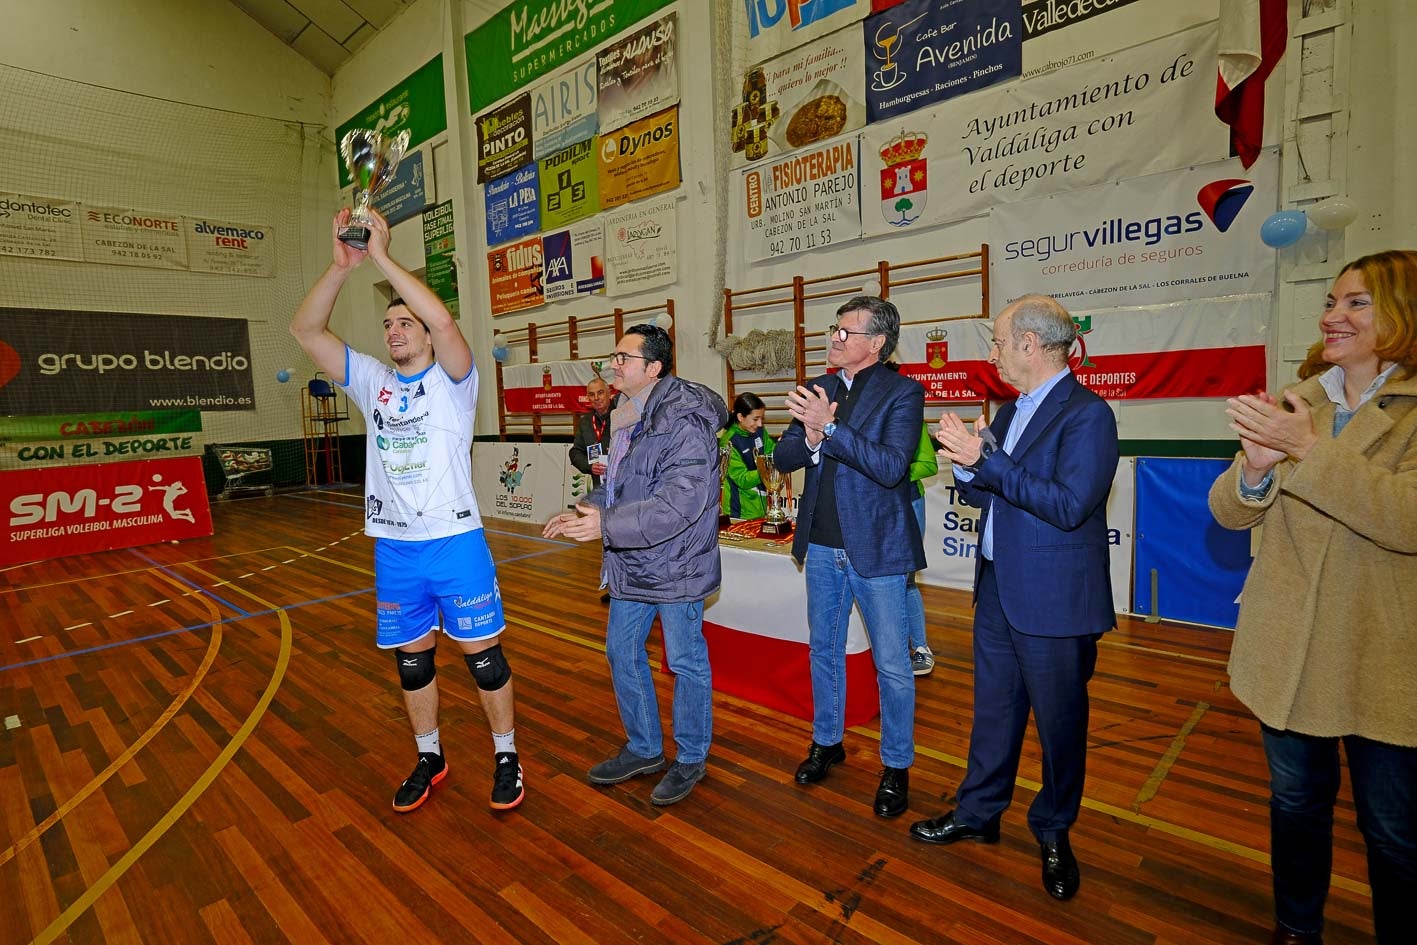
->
<box><xmin>341</xmin><ymin>347</ymin><xmax>484</xmax><ymax>540</ymax></box>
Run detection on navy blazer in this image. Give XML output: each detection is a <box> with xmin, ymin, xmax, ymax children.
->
<box><xmin>958</xmin><ymin>371</ymin><xmax>1119</xmax><ymax>637</ymax></box>
<box><xmin>775</xmin><ymin>367</ymin><xmax>926</xmax><ymax>578</ymax></box>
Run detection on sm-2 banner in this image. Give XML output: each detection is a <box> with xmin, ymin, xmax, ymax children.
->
<box><xmin>896</xmin><ymin>295</ymin><xmax>1268</xmax><ymax>401</ymax></box>
<box><xmin>0</xmin><ymin>307</ymin><xmax>254</xmax><ymax>416</ymax></box>
<box><xmin>1</xmin><ymin>456</ymin><xmax>214</xmax><ymax>566</ymax></box>
<box><xmin>502</xmin><ymin>360</ymin><xmax>613</xmax><ymax>413</ymax></box>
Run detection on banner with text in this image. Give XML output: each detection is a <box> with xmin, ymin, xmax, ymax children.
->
<box><xmin>860</xmin><ymin>22</ymin><xmax>1226</xmax><ymax>237</ymax></box>
<box><xmin>734</xmin><ymin>0</ymin><xmax>870</xmax><ymax>73</ymax></box>
<box><xmin>183</xmin><ymin>216</ymin><xmax>275</xmax><ymax>277</ymax></box>
<box><xmin>731</xmin><ymin>26</ymin><xmax>867</xmax><ymax>168</ymax></box>
<box><xmin>475</xmin><ymin>92</ymin><xmax>534</xmax><ymax>183</ymax></box>
<box><xmin>895</xmin><ymin>295</ymin><xmax>1268</xmax><ymax>401</ymax></box>
<box><xmin>598</xmin><ymin>106</ymin><xmax>682</xmax><ymax>209</ymax></box>
<box><xmin>864</xmin><ymin>0</ymin><xmax>1022</xmax><ymax>123</ymax></box>
<box><xmin>598</xmin><ymin>12</ymin><xmax>679</xmax><ymax>133</ymax></box>
<box><xmin>465</xmin><ymin>0</ymin><xmax>675</xmax><ymax>113</ymax></box>
<box><xmin>605</xmin><ymin>196</ymin><xmax>678</xmax><ymax>295</ymax></box>
<box><xmin>1</xmin><ymin>456</ymin><xmax>214</xmax><ymax>566</ymax></box>
<box><xmin>542</xmin><ymin>220</ymin><xmax>605</xmax><ymax>302</ymax></box>
<box><xmin>539</xmin><ymin>138</ymin><xmax>600</xmax><ymax>228</ymax></box>
<box><xmin>503</xmin><ymin>359</ymin><xmax>613</xmax><ymax>413</ymax></box>
<box><xmin>487</xmin><ymin>237</ymin><xmax>545</xmax><ymax>315</ymax></box>
<box><xmin>0</xmin><ymin>192</ymin><xmax>84</xmax><ymax>261</ymax></box>
<box><xmin>337</xmin><ymin>55</ymin><xmax>446</xmax><ymax>188</ymax></box>
<box><xmin>742</xmin><ymin>135</ymin><xmax>861</xmax><ymax>262</ymax></box>
<box><xmin>0</xmin><ymin>410</ymin><xmax>202</xmax><ymax>444</ymax></box>
<box><xmin>990</xmin><ymin>151</ymin><xmax>1278</xmax><ymax>309</ymax></box>
<box><xmin>0</xmin><ymin>307</ymin><xmax>254</xmax><ymax>415</ymax></box>
<box><xmin>484</xmin><ymin>163</ymin><xmax>541</xmax><ymax>247</ymax></box>
<box><xmin>1021</xmin><ymin>0</ymin><xmax>1218</xmax><ymax>78</ymax></box>
<box><xmin>0</xmin><ymin>432</ymin><xmax>204</xmax><ymax>470</ymax></box>
<box><xmin>533</xmin><ymin>60</ymin><xmax>600</xmax><ymax>158</ymax></box>
<box><xmin>472</xmin><ymin>441</ymin><xmax>572</xmax><ymax>524</ymax></box>
<box><xmin>422</xmin><ymin>201</ymin><xmax>460</xmax><ymax>319</ymax></box>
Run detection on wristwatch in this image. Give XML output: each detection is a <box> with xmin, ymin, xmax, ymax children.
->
<box><xmin>821</xmin><ymin>421</ymin><xmax>837</xmax><ymax>439</ymax></box>
<box><xmin>970</xmin><ymin>439</ymin><xmax>995</xmax><ymax>469</ymax></box>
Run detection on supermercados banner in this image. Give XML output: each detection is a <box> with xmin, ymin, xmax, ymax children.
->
<box><xmin>731</xmin><ymin>27</ymin><xmax>866</xmax><ymax>168</ymax></box>
<box><xmin>895</xmin><ymin>295</ymin><xmax>1267</xmax><ymax>402</ymax></box>
<box><xmin>533</xmin><ymin>61</ymin><xmax>599</xmax><ymax>159</ymax></box>
<box><xmin>598</xmin><ymin>12</ymin><xmax>679</xmax><ymax>133</ymax></box>
<box><xmin>502</xmin><ymin>359</ymin><xmax>613</xmax><ymax>413</ymax></box>
<box><xmin>734</xmin><ymin>0</ymin><xmax>870</xmax><ymax>73</ymax></box>
<box><xmin>990</xmin><ymin>151</ymin><xmax>1278</xmax><ymax>310</ymax></box>
<box><xmin>861</xmin><ymin>22</ymin><xmax>1226</xmax><ymax>236</ymax></box>
<box><xmin>598</xmin><ymin>106</ymin><xmax>681</xmax><ymax>209</ymax></box>
<box><xmin>864</xmin><ymin>0</ymin><xmax>1022</xmax><ymax>123</ymax></box>
<box><xmin>0</xmin><ymin>308</ymin><xmax>253</xmax><ymax>415</ymax></box>
<box><xmin>742</xmin><ymin>135</ymin><xmax>861</xmax><ymax>262</ymax></box>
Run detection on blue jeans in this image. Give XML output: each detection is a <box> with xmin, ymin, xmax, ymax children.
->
<box><xmin>804</xmin><ymin>544</ymin><xmax>915</xmax><ymax>768</ymax></box>
<box><xmin>606</xmin><ymin>599</ymin><xmax>713</xmax><ymax>765</ymax></box>
<box><xmin>1262</xmin><ymin>725</ymin><xmax>1417</xmax><ymax>944</ymax></box>
<box><xmin>906</xmin><ymin>495</ymin><xmax>928</xmax><ymax>651</ymax></box>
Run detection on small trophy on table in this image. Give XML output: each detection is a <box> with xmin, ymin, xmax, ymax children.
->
<box><xmin>754</xmin><ymin>452</ymin><xmax>792</xmax><ymax>537</ymax></box>
<box><xmin>337</xmin><ymin>128</ymin><xmax>411</xmax><ymax>249</ymax></box>
<box><xmin>718</xmin><ymin>445</ymin><xmax>732</xmax><ymax>529</ymax></box>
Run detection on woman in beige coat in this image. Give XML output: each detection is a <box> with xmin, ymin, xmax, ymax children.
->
<box><xmin>1209</xmin><ymin>250</ymin><xmax>1417</xmax><ymax>945</ymax></box>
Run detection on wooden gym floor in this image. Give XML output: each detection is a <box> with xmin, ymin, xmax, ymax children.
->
<box><xmin>0</xmin><ymin>488</ymin><xmax>1376</xmax><ymax>944</ymax></box>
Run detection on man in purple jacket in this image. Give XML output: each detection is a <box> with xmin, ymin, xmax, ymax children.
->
<box><xmin>544</xmin><ymin>324</ymin><xmax>727</xmax><ymax>805</ymax></box>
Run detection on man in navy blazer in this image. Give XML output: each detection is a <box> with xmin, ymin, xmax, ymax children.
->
<box><xmin>775</xmin><ymin>296</ymin><xmax>926</xmax><ymax>819</ymax></box>
<box><xmin>911</xmin><ymin>294</ymin><xmax>1118</xmax><ymax>903</ymax></box>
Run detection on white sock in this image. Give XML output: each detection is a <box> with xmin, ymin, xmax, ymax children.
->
<box><xmin>415</xmin><ymin>728</ymin><xmax>441</xmax><ymax>757</ymax></box>
<box><xmin>492</xmin><ymin>729</ymin><xmax>516</xmax><ymax>755</ymax></box>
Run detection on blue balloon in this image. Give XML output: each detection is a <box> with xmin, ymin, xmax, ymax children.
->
<box><xmin>1260</xmin><ymin>210</ymin><xmax>1307</xmax><ymax>248</ymax></box>
<box><xmin>492</xmin><ymin>345</ymin><xmax>509</xmax><ymax>363</ymax></box>
<box><xmin>275</xmin><ymin>369</ymin><xmax>291</xmax><ymax>383</ymax></box>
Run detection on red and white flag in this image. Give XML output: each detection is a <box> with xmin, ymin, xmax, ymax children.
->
<box><xmin>897</xmin><ymin>296</ymin><xmax>1268</xmax><ymax>403</ymax></box>
<box><xmin>502</xmin><ymin>359</ymin><xmax>613</xmax><ymax>413</ymax></box>
<box><xmin>1215</xmin><ymin>0</ymin><xmax>1288</xmax><ymax>169</ymax></box>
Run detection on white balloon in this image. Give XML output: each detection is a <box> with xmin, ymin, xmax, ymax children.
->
<box><xmin>1307</xmin><ymin>197</ymin><xmax>1359</xmax><ymax>230</ymax></box>
<box><xmin>654</xmin><ymin>312</ymin><xmax>674</xmax><ymax>330</ymax></box>
<box><xmin>491</xmin><ymin>332</ymin><xmax>507</xmax><ymax>347</ymax></box>
<box><xmin>862</xmin><ymin>278</ymin><xmax>882</xmax><ymax>297</ymax></box>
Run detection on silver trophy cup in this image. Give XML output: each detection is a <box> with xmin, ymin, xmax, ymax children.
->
<box><xmin>338</xmin><ymin>129</ymin><xmax>411</xmax><ymax>250</ymax></box>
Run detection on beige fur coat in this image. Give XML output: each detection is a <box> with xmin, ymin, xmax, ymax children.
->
<box><xmin>1209</xmin><ymin>370</ymin><xmax>1417</xmax><ymax>747</ymax></box>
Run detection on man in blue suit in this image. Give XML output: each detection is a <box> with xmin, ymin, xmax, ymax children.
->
<box><xmin>775</xmin><ymin>296</ymin><xmax>926</xmax><ymax>818</ymax></box>
<box><xmin>911</xmin><ymin>294</ymin><xmax>1118</xmax><ymax>902</ymax></box>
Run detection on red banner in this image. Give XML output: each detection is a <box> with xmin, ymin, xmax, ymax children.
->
<box><xmin>2</xmin><ymin>456</ymin><xmax>213</xmax><ymax>566</ymax></box>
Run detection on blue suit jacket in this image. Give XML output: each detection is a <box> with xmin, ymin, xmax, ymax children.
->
<box><xmin>775</xmin><ymin>367</ymin><xmax>926</xmax><ymax>578</ymax></box>
<box><xmin>958</xmin><ymin>371</ymin><xmax>1118</xmax><ymax>637</ymax></box>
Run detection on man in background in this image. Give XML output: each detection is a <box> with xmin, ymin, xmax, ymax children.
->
<box><xmin>570</xmin><ymin>375</ymin><xmax>614</xmax><ymax>488</ymax></box>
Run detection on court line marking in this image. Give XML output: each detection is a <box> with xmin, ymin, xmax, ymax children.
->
<box><xmin>15</xmin><ymin>636</ymin><xmax>41</xmax><ymax>645</ymax></box>
<box><xmin>129</xmin><ymin>550</ymin><xmax>251</xmax><ymax>617</ymax></box>
<box><xmin>0</xmin><ymin>543</ymin><xmax>303</xmax><ymax>595</ymax></box>
<box><xmin>0</xmin><ymin>572</ymin><xmax>223</xmax><ymax>870</ymax></box>
<box><xmin>31</xmin><ymin>581</ymin><xmax>292</xmax><ymax>945</ymax></box>
<box><xmin>1133</xmin><ymin>701</ymin><xmax>1210</xmax><ymax>812</ymax></box>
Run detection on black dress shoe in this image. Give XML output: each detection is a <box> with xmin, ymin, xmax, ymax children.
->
<box><xmin>1269</xmin><ymin>926</ymin><xmax>1322</xmax><ymax>945</ymax></box>
<box><xmin>909</xmin><ymin>810</ymin><xmax>1001</xmax><ymax>845</ymax></box>
<box><xmin>794</xmin><ymin>741</ymin><xmax>846</xmax><ymax>784</ymax></box>
<box><xmin>874</xmin><ymin>766</ymin><xmax>909</xmax><ymax>817</ymax></box>
<box><xmin>1040</xmin><ymin>835</ymin><xmax>1080</xmax><ymax>901</ymax></box>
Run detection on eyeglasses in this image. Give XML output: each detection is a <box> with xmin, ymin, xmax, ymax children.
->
<box><xmin>828</xmin><ymin>324</ymin><xmax>876</xmax><ymax>343</ymax></box>
<box><xmin>610</xmin><ymin>351</ymin><xmax>651</xmax><ymax>366</ymax></box>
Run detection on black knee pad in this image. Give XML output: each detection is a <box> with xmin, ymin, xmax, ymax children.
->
<box><xmin>395</xmin><ymin>646</ymin><xmax>436</xmax><ymax>691</ymax></box>
<box><xmin>465</xmin><ymin>644</ymin><xmax>512</xmax><ymax>691</ymax></box>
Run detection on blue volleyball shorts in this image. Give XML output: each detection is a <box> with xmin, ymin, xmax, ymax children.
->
<box><xmin>373</xmin><ymin>530</ymin><xmax>506</xmax><ymax>649</ymax></box>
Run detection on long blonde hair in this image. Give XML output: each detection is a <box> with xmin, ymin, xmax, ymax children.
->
<box><xmin>1298</xmin><ymin>250</ymin><xmax>1417</xmax><ymax>381</ymax></box>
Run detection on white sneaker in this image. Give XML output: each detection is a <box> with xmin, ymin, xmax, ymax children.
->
<box><xmin>911</xmin><ymin>645</ymin><xmax>935</xmax><ymax>676</ymax></box>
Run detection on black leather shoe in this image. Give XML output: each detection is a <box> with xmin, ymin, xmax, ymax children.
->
<box><xmin>1040</xmin><ymin>835</ymin><xmax>1080</xmax><ymax>901</ymax></box>
<box><xmin>874</xmin><ymin>767</ymin><xmax>909</xmax><ymax>817</ymax></box>
<box><xmin>794</xmin><ymin>741</ymin><xmax>846</xmax><ymax>784</ymax></box>
<box><xmin>909</xmin><ymin>810</ymin><xmax>1001</xmax><ymax>845</ymax></box>
<box><xmin>1269</xmin><ymin>926</ymin><xmax>1322</xmax><ymax>945</ymax></box>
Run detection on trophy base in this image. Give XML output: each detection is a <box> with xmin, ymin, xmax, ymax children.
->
<box><xmin>719</xmin><ymin>513</ymin><xmax>731</xmax><ymax>530</ymax></box>
<box><xmin>337</xmin><ymin>224</ymin><xmax>371</xmax><ymax>250</ymax></box>
<box><xmin>759</xmin><ymin>518</ymin><xmax>792</xmax><ymax>537</ymax></box>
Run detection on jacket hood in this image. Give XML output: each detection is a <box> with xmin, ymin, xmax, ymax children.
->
<box><xmin>644</xmin><ymin>376</ymin><xmax>729</xmax><ymax>431</ymax></box>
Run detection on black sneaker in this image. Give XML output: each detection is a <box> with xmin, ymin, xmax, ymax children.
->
<box><xmin>392</xmin><ymin>753</ymin><xmax>447</xmax><ymax>813</ymax></box>
<box><xmin>490</xmin><ymin>752</ymin><xmax>524</xmax><ymax>810</ymax></box>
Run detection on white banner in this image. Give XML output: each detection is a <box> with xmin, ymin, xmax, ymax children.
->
<box><xmin>0</xmin><ymin>192</ymin><xmax>83</xmax><ymax>261</ymax></box>
<box><xmin>990</xmin><ymin>151</ymin><xmax>1277</xmax><ymax>309</ymax></box>
<box><xmin>742</xmin><ymin>134</ymin><xmax>861</xmax><ymax>262</ymax></box>
<box><xmin>472</xmin><ymin>441</ymin><xmax>572</xmax><ymax>524</ymax></box>
<box><xmin>860</xmin><ymin>22</ymin><xmax>1227</xmax><ymax>237</ymax></box>
<box><xmin>532</xmin><ymin>60</ymin><xmax>600</xmax><ymax>160</ymax></box>
<box><xmin>80</xmin><ymin>205</ymin><xmax>187</xmax><ymax>269</ymax></box>
<box><xmin>543</xmin><ymin>219</ymin><xmax>605</xmax><ymax>302</ymax></box>
<box><xmin>502</xmin><ymin>359</ymin><xmax>613</xmax><ymax>413</ymax></box>
<box><xmin>919</xmin><ymin>459</ymin><xmax>1134</xmax><ymax>615</ymax></box>
<box><xmin>1021</xmin><ymin>0</ymin><xmax>1218</xmax><ymax>78</ymax></box>
<box><xmin>604</xmin><ymin>196</ymin><xmax>678</xmax><ymax>295</ymax></box>
<box><xmin>184</xmin><ymin>217</ymin><xmax>274</xmax><ymax>278</ymax></box>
